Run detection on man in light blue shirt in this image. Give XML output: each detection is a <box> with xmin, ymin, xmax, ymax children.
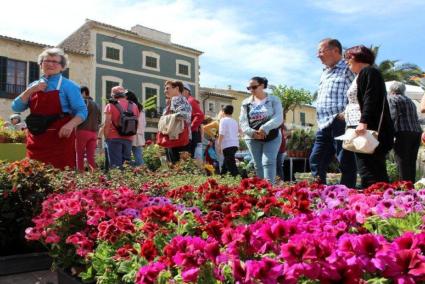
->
<box><xmin>309</xmin><ymin>38</ymin><xmax>357</xmax><ymax>188</ymax></box>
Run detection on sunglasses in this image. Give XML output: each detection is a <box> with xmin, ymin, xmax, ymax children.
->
<box><xmin>246</xmin><ymin>85</ymin><xmax>260</xmax><ymax>91</ymax></box>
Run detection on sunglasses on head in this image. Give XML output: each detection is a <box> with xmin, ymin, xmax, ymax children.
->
<box><xmin>247</xmin><ymin>85</ymin><xmax>260</xmax><ymax>91</ymax></box>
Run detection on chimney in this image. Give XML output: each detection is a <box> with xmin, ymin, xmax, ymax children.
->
<box><xmin>131</xmin><ymin>25</ymin><xmax>171</xmax><ymax>44</ymax></box>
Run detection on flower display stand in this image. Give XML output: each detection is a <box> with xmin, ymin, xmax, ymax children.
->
<box><xmin>57</xmin><ymin>269</ymin><xmax>94</xmax><ymax>284</ymax></box>
<box><xmin>0</xmin><ymin>252</ymin><xmax>52</xmax><ymax>275</ymax></box>
<box><xmin>0</xmin><ymin>143</ymin><xmax>26</xmax><ymax>161</ymax></box>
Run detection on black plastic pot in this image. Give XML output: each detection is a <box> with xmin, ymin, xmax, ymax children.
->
<box><xmin>0</xmin><ymin>252</ymin><xmax>52</xmax><ymax>275</ymax></box>
<box><xmin>57</xmin><ymin>269</ymin><xmax>96</xmax><ymax>284</ymax></box>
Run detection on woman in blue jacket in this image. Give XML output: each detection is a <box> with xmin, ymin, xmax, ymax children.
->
<box><xmin>239</xmin><ymin>77</ymin><xmax>283</xmax><ymax>184</ymax></box>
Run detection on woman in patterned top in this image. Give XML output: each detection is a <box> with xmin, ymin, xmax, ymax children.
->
<box><xmin>163</xmin><ymin>80</ymin><xmax>192</xmax><ymax>163</ymax></box>
<box><xmin>239</xmin><ymin>76</ymin><xmax>283</xmax><ymax>184</ymax></box>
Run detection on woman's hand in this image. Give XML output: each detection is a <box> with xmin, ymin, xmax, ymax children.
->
<box><xmin>30</xmin><ymin>80</ymin><xmax>47</xmax><ymax>94</ymax></box>
<box><xmin>58</xmin><ymin>122</ymin><xmax>75</xmax><ymax>138</ymax></box>
<box><xmin>355</xmin><ymin>123</ymin><xmax>368</xmax><ymax>135</ymax></box>
<box><xmin>254</xmin><ymin>129</ymin><xmax>266</xmax><ymax>140</ymax></box>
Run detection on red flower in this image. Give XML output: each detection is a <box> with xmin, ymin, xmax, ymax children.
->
<box><xmin>141</xmin><ymin>240</ymin><xmax>158</xmax><ymax>261</ymax></box>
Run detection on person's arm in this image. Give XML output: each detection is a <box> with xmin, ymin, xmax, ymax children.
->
<box><xmin>421</xmin><ymin>94</ymin><xmax>425</xmax><ymax>113</ymax></box>
<box><xmin>173</xmin><ymin>97</ymin><xmax>192</xmax><ymax>122</ymax></box>
<box><xmin>259</xmin><ymin>96</ymin><xmax>284</xmax><ymax>135</ymax></box>
<box><xmin>58</xmin><ymin>82</ymin><xmax>87</xmax><ymax>138</ymax></box>
<box><xmin>239</xmin><ymin>103</ymin><xmax>255</xmax><ymax>137</ymax></box>
<box><xmin>11</xmin><ymin>80</ymin><xmax>47</xmax><ymax>112</ymax></box>
<box><xmin>357</xmin><ymin>68</ymin><xmax>382</xmax><ymax>135</ymax></box>
<box><xmin>190</xmin><ymin>99</ymin><xmax>205</xmax><ymax>131</ymax></box>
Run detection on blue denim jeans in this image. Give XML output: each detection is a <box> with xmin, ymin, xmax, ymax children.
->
<box><xmin>276</xmin><ymin>152</ymin><xmax>285</xmax><ymax>181</ymax></box>
<box><xmin>309</xmin><ymin>118</ymin><xmax>357</xmax><ymax>187</ymax></box>
<box><xmin>132</xmin><ymin>146</ymin><xmax>144</xmax><ymax>166</ymax></box>
<box><xmin>245</xmin><ymin>132</ymin><xmax>282</xmax><ymax>184</ymax></box>
<box><xmin>106</xmin><ymin>138</ymin><xmax>132</xmax><ymax>169</ymax></box>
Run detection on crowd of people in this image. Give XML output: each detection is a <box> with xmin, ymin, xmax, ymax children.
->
<box><xmin>9</xmin><ymin>42</ymin><xmax>425</xmax><ymax>187</ymax></box>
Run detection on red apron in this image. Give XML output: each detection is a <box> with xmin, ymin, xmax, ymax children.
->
<box><xmin>26</xmin><ymin>76</ymin><xmax>76</xmax><ymax>169</ymax></box>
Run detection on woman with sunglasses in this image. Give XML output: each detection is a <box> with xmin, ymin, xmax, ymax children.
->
<box><xmin>239</xmin><ymin>76</ymin><xmax>283</xmax><ymax>184</ymax></box>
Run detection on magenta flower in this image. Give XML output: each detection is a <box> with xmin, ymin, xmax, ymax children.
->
<box><xmin>135</xmin><ymin>261</ymin><xmax>166</xmax><ymax>284</ymax></box>
<box><xmin>383</xmin><ymin>249</ymin><xmax>425</xmax><ymax>284</ymax></box>
<box><xmin>352</xmin><ymin>234</ymin><xmax>390</xmax><ymax>272</ymax></box>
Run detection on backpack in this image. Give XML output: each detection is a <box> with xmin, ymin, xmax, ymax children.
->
<box><xmin>111</xmin><ymin>100</ymin><xmax>138</xmax><ymax>136</ymax></box>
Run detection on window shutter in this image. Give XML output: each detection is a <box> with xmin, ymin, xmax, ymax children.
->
<box><xmin>28</xmin><ymin>61</ymin><xmax>40</xmax><ymax>83</ymax></box>
<box><xmin>62</xmin><ymin>68</ymin><xmax>70</xmax><ymax>79</ymax></box>
<box><xmin>0</xmin><ymin>56</ymin><xmax>7</xmax><ymax>91</ymax></box>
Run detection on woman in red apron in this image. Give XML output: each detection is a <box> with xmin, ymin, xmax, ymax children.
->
<box><xmin>11</xmin><ymin>48</ymin><xmax>88</xmax><ymax>169</ymax></box>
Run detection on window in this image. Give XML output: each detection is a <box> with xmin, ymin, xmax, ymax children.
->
<box><xmin>3</xmin><ymin>58</ymin><xmax>27</xmax><ymax>97</ymax></box>
<box><xmin>106</xmin><ymin>47</ymin><xmax>120</xmax><ymax>60</ymax></box>
<box><xmin>142</xmin><ymin>51</ymin><xmax>160</xmax><ymax>71</ymax></box>
<box><xmin>176</xmin><ymin>59</ymin><xmax>191</xmax><ymax>78</ymax></box>
<box><xmin>102</xmin><ymin>42</ymin><xmax>123</xmax><ymax>64</ymax></box>
<box><xmin>106</xmin><ymin>81</ymin><xmax>119</xmax><ymax>99</ymax></box>
<box><xmin>208</xmin><ymin>101</ymin><xmax>215</xmax><ymax>112</ymax></box>
<box><xmin>179</xmin><ymin>64</ymin><xmax>189</xmax><ymax>75</ymax></box>
<box><xmin>142</xmin><ymin>83</ymin><xmax>160</xmax><ymax>118</ymax></box>
<box><xmin>145</xmin><ymin>57</ymin><xmax>157</xmax><ymax>68</ymax></box>
<box><xmin>28</xmin><ymin>61</ymin><xmax>40</xmax><ymax>83</ymax></box>
<box><xmin>300</xmin><ymin>112</ymin><xmax>306</xmax><ymax>126</ymax></box>
<box><xmin>102</xmin><ymin>76</ymin><xmax>123</xmax><ymax>101</ymax></box>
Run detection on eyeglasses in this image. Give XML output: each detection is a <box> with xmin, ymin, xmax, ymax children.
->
<box><xmin>42</xmin><ymin>60</ymin><xmax>61</xmax><ymax>65</ymax></box>
<box><xmin>246</xmin><ymin>85</ymin><xmax>260</xmax><ymax>91</ymax></box>
<box><xmin>317</xmin><ymin>48</ymin><xmax>332</xmax><ymax>55</ymax></box>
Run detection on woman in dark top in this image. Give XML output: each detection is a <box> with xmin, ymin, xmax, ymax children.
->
<box><xmin>345</xmin><ymin>45</ymin><xmax>394</xmax><ymax>188</ymax></box>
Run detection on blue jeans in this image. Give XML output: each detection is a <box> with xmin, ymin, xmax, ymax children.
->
<box><xmin>106</xmin><ymin>138</ymin><xmax>132</xmax><ymax>169</ymax></box>
<box><xmin>276</xmin><ymin>152</ymin><xmax>285</xmax><ymax>181</ymax></box>
<box><xmin>245</xmin><ymin>132</ymin><xmax>282</xmax><ymax>184</ymax></box>
<box><xmin>309</xmin><ymin>118</ymin><xmax>357</xmax><ymax>187</ymax></box>
<box><xmin>132</xmin><ymin>146</ymin><xmax>144</xmax><ymax>166</ymax></box>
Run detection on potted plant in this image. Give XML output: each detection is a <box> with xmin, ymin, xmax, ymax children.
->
<box><xmin>0</xmin><ymin>159</ymin><xmax>58</xmax><ymax>275</ymax></box>
<box><xmin>286</xmin><ymin>128</ymin><xmax>315</xmax><ymax>158</ymax></box>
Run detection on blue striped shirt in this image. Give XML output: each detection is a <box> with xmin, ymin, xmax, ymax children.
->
<box><xmin>316</xmin><ymin>60</ymin><xmax>354</xmax><ymax>129</ymax></box>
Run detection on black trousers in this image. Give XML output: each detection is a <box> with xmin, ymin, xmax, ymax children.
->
<box><xmin>394</xmin><ymin>131</ymin><xmax>421</xmax><ymax>183</ymax></box>
<box><xmin>355</xmin><ymin>151</ymin><xmax>389</xmax><ymax>188</ymax></box>
<box><xmin>221</xmin><ymin>146</ymin><xmax>239</xmax><ymax>176</ymax></box>
<box><xmin>188</xmin><ymin>130</ymin><xmax>201</xmax><ymax>158</ymax></box>
<box><xmin>167</xmin><ymin>144</ymin><xmax>191</xmax><ymax>164</ymax></box>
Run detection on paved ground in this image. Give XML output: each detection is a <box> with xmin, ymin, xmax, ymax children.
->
<box><xmin>0</xmin><ymin>270</ymin><xmax>57</xmax><ymax>284</ymax></box>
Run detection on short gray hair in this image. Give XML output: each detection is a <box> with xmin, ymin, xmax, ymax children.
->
<box><xmin>38</xmin><ymin>47</ymin><xmax>69</xmax><ymax>68</ymax></box>
<box><xmin>389</xmin><ymin>81</ymin><xmax>406</xmax><ymax>95</ymax></box>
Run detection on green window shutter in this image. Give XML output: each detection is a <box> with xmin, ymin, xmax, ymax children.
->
<box><xmin>0</xmin><ymin>56</ymin><xmax>7</xmax><ymax>91</ymax></box>
<box><xmin>28</xmin><ymin>61</ymin><xmax>40</xmax><ymax>83</ymax></box>
<box><xmin>62</xmin><ymin>68</ymin><xmax>69</xmax><ymax>79</ymax></box>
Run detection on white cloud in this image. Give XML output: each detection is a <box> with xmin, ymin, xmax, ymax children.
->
<box><xmin>309</xmin><ymin>0</ymin><xmax>425</xmax><ymax>16</ymax></box>
<box><xmin>0</xmin><ymin>0</ymin><xmax>319</xmax><ymax>91</ymax></box>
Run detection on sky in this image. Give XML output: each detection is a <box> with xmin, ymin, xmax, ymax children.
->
<box><xmin>1</xmin><ymin>0</ymin><xmax>424</xmax><ymax>93</ymax></box>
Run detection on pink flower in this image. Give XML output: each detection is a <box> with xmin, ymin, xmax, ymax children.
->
<box><xmin>136</xmin><ymin>262</ymin><xmax>166</xmax><ymax>284</ymax></box>
<box><xmin>383</xmin><ymin>249</ymin><xmax>425</xmax><ymax>284</ymax></box>
<box><xmin>43</xmin><ymin>229</ymin><xmax>60</xmax><ymax>244</ymax></box>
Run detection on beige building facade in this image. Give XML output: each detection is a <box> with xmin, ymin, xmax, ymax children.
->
<box><xmin>0</xmin><ymin>35</ymin><xmax>92</xmax><ymax>120</ymax></box>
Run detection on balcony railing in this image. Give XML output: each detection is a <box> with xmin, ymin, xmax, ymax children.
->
<box><xmin>0</xmin><ymin>83</ymin><xmax>26</xmax><ymax>98</ymax></box>
<box><xmin>145</xmin><ymin>107</ymin><xmax>165</xmax><ymax>119</ymax></box>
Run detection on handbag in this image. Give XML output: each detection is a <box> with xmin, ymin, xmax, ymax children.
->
<box><xmin>156</xmin><ymin>122</ymin><xmax>189</xmax><ymax>148</ymax></box>
<box><xmin>25</xmin><ymin>113</ymin><xmax>65</xmax><ymax>135</ymax></box>
<box><xmin>342</xmin><ymin>97</ymin><xmax>385</xmax><ymax>154</ymax></box>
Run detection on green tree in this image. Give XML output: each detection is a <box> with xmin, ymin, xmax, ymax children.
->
<box><xmin>271</xmin><ymin>85</ymin><xmax>313</xmax><ymax>119</ymax></box>
<box><xmin>371</xmin><ymin>46</ymin><xmax>424</xmax><ymax>86</ymax></box>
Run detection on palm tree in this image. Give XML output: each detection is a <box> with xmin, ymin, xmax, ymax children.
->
<box><xmin>371</xmin><ymin>45</ymin><xmax>424</xmax><ymax>86</ymax></box>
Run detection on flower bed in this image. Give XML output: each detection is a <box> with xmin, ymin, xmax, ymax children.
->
<box><xmin>24</xmin><ymin>176</ymin><xmax>425</xmax><ymax>283</ymax></box>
